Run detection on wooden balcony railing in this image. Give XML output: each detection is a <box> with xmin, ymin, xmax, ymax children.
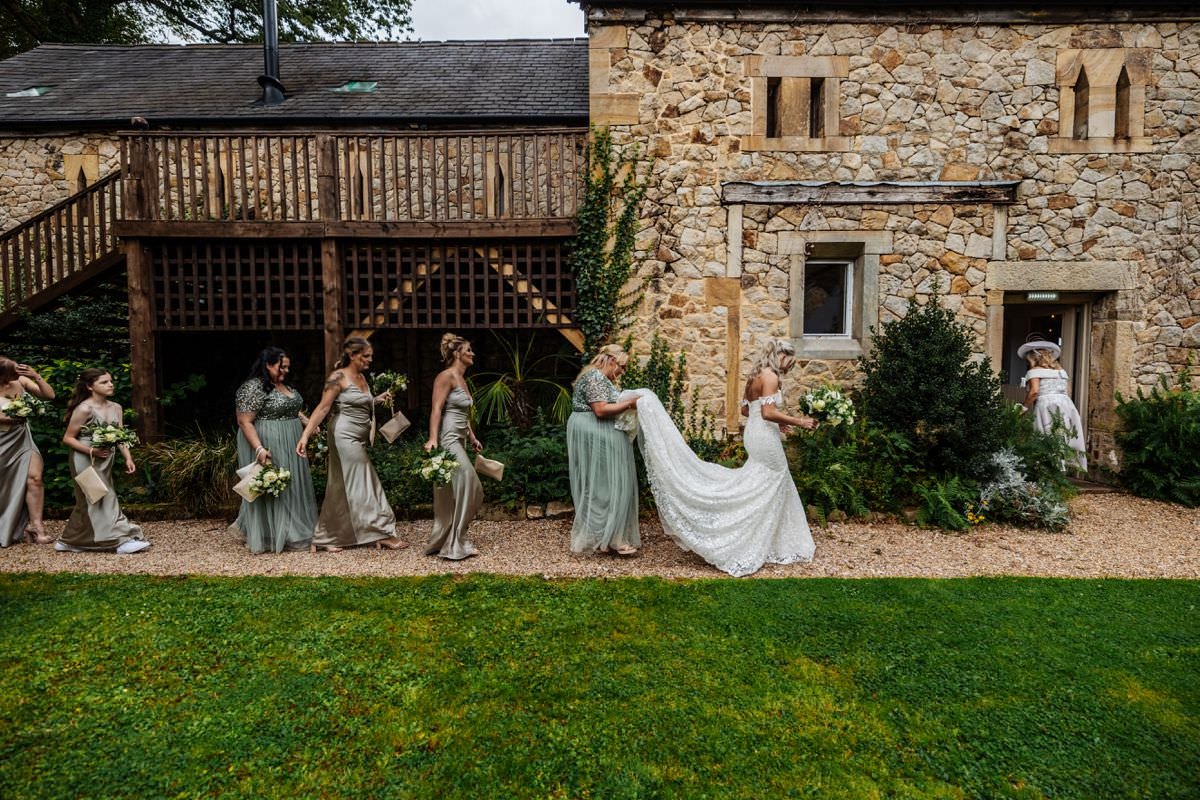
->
<box><xmin>120</xmin><ymin>129</ymin><xmax>586</xmax><ymax>226</ymax></box>
<box><xmin>0</xmin><ymin>171</ymin><xmax>123</xmax><ymax>321</ymax></box>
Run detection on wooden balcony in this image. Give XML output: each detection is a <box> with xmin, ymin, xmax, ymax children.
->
<box><xmin>116</xmin><ymin>129</ymin><xmax>586</xmax><ymax>240</ymax></box>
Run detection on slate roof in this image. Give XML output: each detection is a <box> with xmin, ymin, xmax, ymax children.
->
<box><xmin>0</xmin><ymin>40</ymin><xmax>589</xmax><ymax>130</ymax></box>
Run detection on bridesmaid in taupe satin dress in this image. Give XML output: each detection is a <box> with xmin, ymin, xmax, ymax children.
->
<box><xmin>297</xmin><ymin>336</ymin><xmax>408</xmax><ymax>553</ymax></box>
<box><xmin>424</xmin><ymin>333</ymin><xmax>483</xmax><ymax>559</ymax></box>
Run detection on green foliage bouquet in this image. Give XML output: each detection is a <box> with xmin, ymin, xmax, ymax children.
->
<box><xmin>249</xmin><ymin>464</ymin><xmax>292</xmax><ymax>499</ymax></box>
<box><xmin>798</xmin><ymin>385</ymin><xmax>856</xmax><ymax>427</ymax></box>
<box><xmin>0</xmin><ymin>394</ymin><xmax>50</xmax><ymax>420</ymax></box>
<box><xmin>415</xmin><ymin>447</ymin><xmax>458</xmax><ymax>486</ymax></box>
<box><xmin>83</xmin><ymin>423</ymin><xmax>138</xmax><ymax>448</ymax></box>
<box><xmin>371</xmin><ymin>370</ymin><xmax>409</xmax><ymax>398</ymax></box>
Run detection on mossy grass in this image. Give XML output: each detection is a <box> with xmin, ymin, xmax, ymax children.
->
<box><xmin>2</xmin><ymin>575</ymin><xmax>1197</xmax><ymax>798</ymax></box>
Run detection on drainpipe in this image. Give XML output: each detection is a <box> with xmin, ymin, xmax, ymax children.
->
<box><xmin>258</xmin><ymin>0</ymin><xmax>286</xmax><ymax>105</ymax></box>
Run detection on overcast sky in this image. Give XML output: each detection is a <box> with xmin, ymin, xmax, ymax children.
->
<box><xmin>409</xmin><ymin>0</ymin><xmax>585</xmax><ymax>40</ymax></box>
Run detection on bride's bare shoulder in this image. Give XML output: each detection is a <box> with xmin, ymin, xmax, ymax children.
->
<box><xmin>743</xmin><ymin>368</ymin><xmax>780</xmax><ymax>402</ymax></box>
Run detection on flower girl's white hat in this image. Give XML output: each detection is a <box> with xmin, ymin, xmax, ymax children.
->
<box><xmin>1017</xmin><ymin>339</ymin><xmax>1061</xmax><ymax>360</ymax></box>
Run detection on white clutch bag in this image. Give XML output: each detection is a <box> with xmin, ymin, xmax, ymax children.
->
<box><xmin>474</xmin><ymin>455</ymin><xmax>505</xmax><ymax>481</ymax></box>
<box><xmin>233</xmin><ymin>462</ymin><xmax>263</xmax><ymax>503</ymax></box>
<box><xmin>379</xmin><ymin>410</ymin><xmax>411</xmax><ymax>443</ymax></box>
<box><xmin>74</xmin><ymin>464</ymin><xmax>109</xmax><ymax>504</ymax></box>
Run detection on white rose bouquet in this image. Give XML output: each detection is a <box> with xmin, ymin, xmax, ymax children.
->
<box><xmin>0</xmin><ymin>394</ymin><xmax>50</xmax><ymax>421</ymax></box>
<box><xmin>798</xmin><ymin>385</ymin><xmax>856</xmax><ymax>427</ymax></box>
<box><xmin>249</xmin><ymin>464</ymin><xmax>292</xmax><ymax>498</ymax></box>
<box><xmin>82</xmin><ymin>423</ymin><xmax>139</xmax><ymax>447</ymax></box>
<box><xmin>371</xmin><ymin>371</ymin><xmax>409</xmax><ymax>409</ymax></box>
<box><xmin>415</xmin><ymin>446</ymin><xmax>458</xmax><ymax>486</ymax></box>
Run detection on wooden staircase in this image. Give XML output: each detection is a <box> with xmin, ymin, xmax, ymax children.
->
<box><xmin>0</xmin><ymin>171</ymin><xmax>125</xmax><ymax>330</ymax></box>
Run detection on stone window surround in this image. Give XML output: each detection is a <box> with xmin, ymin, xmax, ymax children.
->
<box><xmin>63</xmin><ymin>153</ymin><xmax>100</xmax><ymax>194</ymax></box>
<box><xmin>1049</xmin><ymin>48</ymin><xmax>1153</xmax><ymax>154</ymax></box>
<box><xmin>779</xmin><ymin>230</ymin><xmax>892</xmax><ymax>360</ymax></box>
<box><xmin>742</xmin><ymin>55</ymin><xmax>851</xmax><ymax>153</ymax></box>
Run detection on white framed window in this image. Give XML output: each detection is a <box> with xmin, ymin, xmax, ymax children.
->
<box><xmin>803</xmin><ymin>259</ymin><xmax>854</xmax><ymax>337</ymax></box>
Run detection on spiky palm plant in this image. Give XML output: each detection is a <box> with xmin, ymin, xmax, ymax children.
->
<box><xmin>471</xmin><ymin>334</ymin><xmax>575</xmax><ymax>431</ymax></box>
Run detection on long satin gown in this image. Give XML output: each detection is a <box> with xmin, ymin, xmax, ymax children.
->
<box><xmin>311</xmin><ymin>383</ymin><xmax>396</xmax><ymax>548</ymax></box>
<box><xmin>567</xmin><ymin>368</ymin><xmax>639</xmax><ymax>553</ymax></box>
<box><xmin>427</xmin><ymin>386</ymin><xmax>482</xmax><ymax>559</ymax></box>
<box><xmin>0</xmin><ymin>392</ymin><xmax>38</xmax><ymax>547</ymax></box>
<box><xmin>228</xmin><ymin>379</ymin><xmax>318</xmax><ymax>553</ymax></box>
<box><xmin>60</xmin><ymin>409</ymin><xmax>147</xmax><ymax>551</ymax></box>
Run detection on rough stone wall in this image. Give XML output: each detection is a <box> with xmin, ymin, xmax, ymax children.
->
<box><xmin>593</xmin><ymin>17</ymin><xmax>1200</xmax><ymax>442</ymax></box>
<box><xmin>0</xmin><ymin>134</ymin><xmax>121</xmax><ymax>232</ymax></box>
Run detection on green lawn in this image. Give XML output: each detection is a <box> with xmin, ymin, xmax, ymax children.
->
<box><xmin>1</xmin><ymin>575</ymin><xmax>1197</xmax><ymax>799</ymax></box>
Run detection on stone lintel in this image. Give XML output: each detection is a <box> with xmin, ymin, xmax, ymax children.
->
<box><xmin>738</xmin><ymin>135</ymin><xmax>853</xmax><ymax>153</ymax></box>
<box><xmin>722</xmin><ymin>181</ymin><xmax>1019</xmax><ymax>205</ymax></box>
<box><xmin>1047</xmin><ymin>137</ymin><xmax>1155</xmax><ymax>154</ymax></box>
<box><xmin>985</xmin><ymin>261</ymin><xmax>1138</xmax><ymax>292</ymax></box>
<box><xmin>590</xmin><ymin>93</ymin><xmax>641</xmax><ymax>125</ymax></box>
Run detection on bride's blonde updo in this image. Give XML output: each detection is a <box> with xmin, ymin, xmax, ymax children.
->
<box><xmin>577</xmin><ymin>343</ymin><xmax>629</xmax><ymax>383</ymax></box>
<box><xmin>751</xmin><ymin>338</ymin><xmax>796</xmax><ymax>378</ymax></box>
<box><xmin>440</xmin><ymin>333</ymin><xmax>470</xmax><ymax>366</ymax></box>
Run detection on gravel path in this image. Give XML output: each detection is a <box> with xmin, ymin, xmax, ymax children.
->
<box><xmin>3</xmin><ymin>493</ymin><xmax>1198</xmax><ymax>580</ymax></box>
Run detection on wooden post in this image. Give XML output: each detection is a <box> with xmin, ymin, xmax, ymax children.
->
<box><xmin>125</xmin><ymin>239</ymin><xmax>161</xmax><ymax>440</ymax></box>
<box><xmin>317</xmin><ymin>135</ymin><xmax>344</xmax><ymax>369</ymax></box>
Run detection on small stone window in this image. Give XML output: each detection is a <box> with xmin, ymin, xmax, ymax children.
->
<box><xmin>742</xmin><ymin>56</ymin><xmax>850</xmax><ymax>152</ymax></box>
<box><xmin>803</xmin><ymin>260</ymin><xmax>854</xmax><ymax>337</ymax></box>
<box><xmin>1051</xmin><ymin>49</ymin><xmax>1152</xmax><ymax>154</ymax></box>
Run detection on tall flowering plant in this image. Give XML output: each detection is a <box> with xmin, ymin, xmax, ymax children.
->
<box><xmin>798</xmin><ymin>386</ymin><xmax>856</xmax><ymax>427</ymax></box>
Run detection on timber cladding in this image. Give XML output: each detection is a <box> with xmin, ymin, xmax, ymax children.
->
<box><xmin>147</xmin><ymin>238</ymin><xmax>575</xmax><ymax>332</ymax></box>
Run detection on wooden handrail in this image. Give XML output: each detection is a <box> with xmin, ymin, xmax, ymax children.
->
<box><xmin>0</xmin><ymin>171</ymin><xmax>123</xmax><ymax>319</ymax></box>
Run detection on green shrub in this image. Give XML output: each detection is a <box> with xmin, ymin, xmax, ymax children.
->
<box><xmin>914</xmin><ymin>475</ymin><xmax>977</xmax><ymax>531</ymax></box>
<box><xmin>994</xmin><ymin>401</ymin><xmax>1078</xmax><ymax>498</ymax></box>
<box><xmin>858</xmin><ymin>295</ymin><xmax>1006</xmax><ymax>481</ymax></box>
<box><xmin>481</xmin><ymin>416</ymin><xmax>572</xmax><ymax>508</ymax></box>
<box><xmin>369</xmin><ymin>438</ymin><xmax>435</xmax><ymax>517</ymax></box>
<box><xmin>140</xmin><ymin>432</ymin><xmax>238</xmax><ymax>516</ymax></box>
<box><xmin>979</xmin><ymin>449</ymin><xmax>1072</xmax><ymax>530</ymax></box>
<box><xmin>1115</xmin><ymin>361</ymin><xmax>1200</xmax><ymax>506</ymax></box>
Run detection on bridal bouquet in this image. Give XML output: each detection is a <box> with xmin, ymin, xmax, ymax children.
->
<box><xmin>83</xmin><ymin>423</ymin><xmax>139</xmax><ymax>447</ymax></box>
<box><xmin>371</xmin><ymin>371</ymin><xmax>409</xmax><ymax>407</ymax></box>
<box><xmin>415</xmin><ymin>447</ymin><xmax>458</xmax><ymax>486</ymax></box>
<box><xmin>249</xmin><ymin>464</ymin><xmax>292</xmax><ymax>498</ymax></box>
<box><xmin>0</xmin><ymin>394</ymin><xmax>49</xmax><ymax>420</ymax></box>
<box><xmin>798</xmin><ymin>385</ymin><xmax>856</xmax><ymax>427</ymax></box>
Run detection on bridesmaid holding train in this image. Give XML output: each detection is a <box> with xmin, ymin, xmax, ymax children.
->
<box><xmin>423</xmin><ymin>333</ymin><xmax>483</xmax><ymax>560</ymax></box>
<box><xmin>297</xmin><ymin>336</ymin><xmax>407</xmax><ymax>552</ymax></box>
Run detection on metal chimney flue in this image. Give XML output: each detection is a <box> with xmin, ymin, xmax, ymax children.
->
<box><xmin>258</xmin><ymin>0</ymin><xmax>286</xmax><ymax>105</ymax></box>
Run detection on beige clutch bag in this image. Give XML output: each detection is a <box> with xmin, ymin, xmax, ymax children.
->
<box><xmin>74</xmin><ymin>464</ymin><xmax>109</xmax><ymax>504</ymax></box>
<box><xmin>474</xmin><ymin>454</ymin><xmax>505</xmax><ymax>481</ymax></box>
<box><xmin>233</xmin><ymin>462</ymin><xmax>263</xmax><ymax>503</ymax></box>
<box><xmin>379</xmin><ymin>410</ymin><xmax>411</xmax><ymax>443</ymax></box>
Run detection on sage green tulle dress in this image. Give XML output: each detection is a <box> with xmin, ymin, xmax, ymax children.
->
<box><xmin>567</xmin><ymin>368</ymin><xmax>639</xmax><ymax>553</ymax></box>
<box><xmin>228</xmin><ymin>380</ymin><xmax>317</xmax><ymax>554</ymax></box>
<box><xmin>312</xmin><ymin>384</ymin><xmax>397</xmax><ymax>548</ymax></box>
<box><xmin>427</xmin><ymin>386</ymin><xmax>482</xmax><ymax>559</ymax></box>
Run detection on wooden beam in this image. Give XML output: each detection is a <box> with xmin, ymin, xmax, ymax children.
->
<box><xmin>320</xmin><ymin>239</ymin><xmax>343</xmax><ymax>371</ymax></box>
<box><xmin>124</xmin><ymin>239</ymin><xmax>161</xmax><ymax>440</ymax></box>
<box><xmin>721</xmin><ymin>181</ymin><xmax>1020</xmax><ymax>205</ymax></box>
<box><xmin>111</xmin><ymin>219</ymin><xmax>577</xmax><ymax>240</ymax></box>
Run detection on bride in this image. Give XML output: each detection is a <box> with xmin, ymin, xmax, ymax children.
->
<box><xmin>625</xmin><ymin>338</ymin><xmax>816</xmax><ymax>577</ymax></box>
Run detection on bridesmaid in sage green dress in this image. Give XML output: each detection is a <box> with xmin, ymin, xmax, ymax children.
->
<box><xmin>297</xmin><ymin>336</ymin><xmax>408</xmax><ymax>552</ymax></box>
<box><xmin>229</xmin><ymin>347</ymin><xmax>317</xmax><ymax>553</ymax></box>
<box><xmin>423</xmin><ymin>333</ymin><xmax>483</xmax><ymax>560</ymax></box>
<box><xmin>58</xmin><ymin>368</ymin><xmax>150</xmax><ymax>554</ymax></box>
<box><xmin>567</xmin><ymin>344</ymin><xmax>640</xmax><ymax>555</ymax></box>
<box><xmin>0</xmin><ymin>357</ymin><xmax>56</xmax><ymax>547</ymax></box>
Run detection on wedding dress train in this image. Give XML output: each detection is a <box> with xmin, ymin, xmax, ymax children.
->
<box><xmin>624</xmin><ymin>389</ymin><xmax>814</xmax><ymax>577</ymax></box>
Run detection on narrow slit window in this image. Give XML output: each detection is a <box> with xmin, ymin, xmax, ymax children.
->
<box><xmin>766</xmin><ymin>77</ymin><xmax>782</xmax><ymax>138</ymax></box>
<box><xmin>1115</xmin><ymin>66</ymin><xmax>1131</xmax><ymax>139</ymax></box>
<box><xmin>494</xmin><ymin>164</ymin><xmax>507</xmax><ymax>217</ymax></box>
<box><xmin>803</xmin><ymin>260</ymin><xmax>853</xmax><ymax>336</ymax></box>
<box><xmin>809</xmin><ymin>77</ymin><xmax>826</xmax><ymax>138</ymax></box>
<box><xmin>1072</xmin><ymin>68</ymin><xmax>1090</xmax><ymax>140</ymax></box>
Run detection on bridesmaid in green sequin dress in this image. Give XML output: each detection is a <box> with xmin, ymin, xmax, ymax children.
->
<box><xmin>567</xmin><ymin>344</ymin><xmax>640</xmax><ymax>555</ymax></box>
<box><xmin>297</xmin><ymin>337</ymin><xmax>408</xmax><ymax>552</ymax></box>
<box><xmin>229</xmin><ymin>347</ymin><xmax>317</xmax><ymax>553</ymax></box>
<box><xmin>423</xmin><ymin>333</ymin><xmax>483</xmax><ymax>559</ymax></box>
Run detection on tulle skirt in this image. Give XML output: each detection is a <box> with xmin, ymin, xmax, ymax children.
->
<box><xmin>567</xmin><ymin>410</ymin><xmax>639</xmax><ymax>553</ymax></box>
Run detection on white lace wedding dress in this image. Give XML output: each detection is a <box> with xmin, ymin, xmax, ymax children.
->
<box><xmin>623</xmin><ymin>389</ymin><xmax>814</xmax><ymax>577</ymax></box>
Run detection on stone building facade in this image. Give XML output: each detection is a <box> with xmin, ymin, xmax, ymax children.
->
<box><xmin>0</xmin><ymin>135</ymin><xmax>120</xmax><ymax>231</ymax></box>
<box><xmin>582</xmin><ymin>0</ymin><xmax>1200</xmax><ymax>468</ymax></box>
